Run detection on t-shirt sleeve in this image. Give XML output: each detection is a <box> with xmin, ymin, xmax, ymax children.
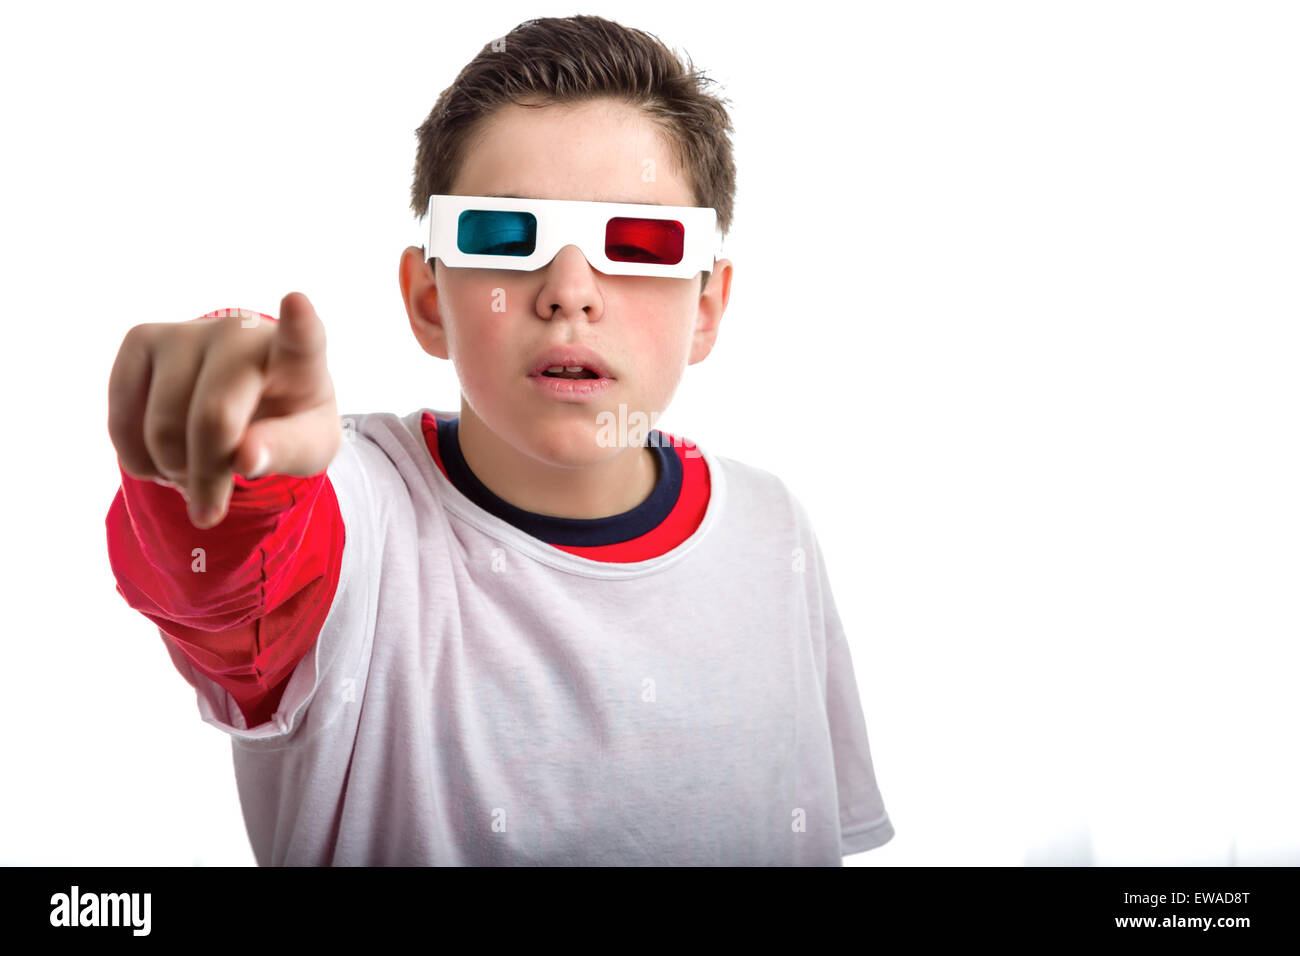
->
<box><xmin>804</xmin><ymin>518</ymin><xmax>896</xmax><ymax>856</ymax></box>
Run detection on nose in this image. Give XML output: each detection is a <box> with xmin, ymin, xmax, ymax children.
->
<box><xmin>537</xmin><ymin>244</ymin><xmax>603</xmax><ymax>320</ymax></box>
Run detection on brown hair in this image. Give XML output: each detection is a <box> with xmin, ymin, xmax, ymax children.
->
<box><xmin>410</xmin><ymin>15</ymin><xmax>736</xmax><ymax>291</ymax></box>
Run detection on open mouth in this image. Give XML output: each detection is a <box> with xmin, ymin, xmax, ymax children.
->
<box><xmin>540</xmin><ymin>365</ymin><xmax>601</xmax><ymax>380</ymax></box>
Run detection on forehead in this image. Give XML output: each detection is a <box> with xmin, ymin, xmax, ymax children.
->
<box><xmin>451</xmin><ymin>98</ymin><xmax>696</xmax><ymax>207</ymax></box>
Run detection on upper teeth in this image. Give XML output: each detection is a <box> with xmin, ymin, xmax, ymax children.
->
<box><xmin>546</xmin><ymin>365</ymin><xmax>586</xmax><ymax>373</ymax></box>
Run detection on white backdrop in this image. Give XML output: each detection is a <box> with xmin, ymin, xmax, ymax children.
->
<box><xmin>1</xmin><ymin>0</ymin><xmax>1296</xmax><ymax>866</ymax></box>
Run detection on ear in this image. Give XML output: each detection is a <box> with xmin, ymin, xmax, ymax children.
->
<box><xmin>400</xmin><ymin>246</ymin><xmax>449</xmax><ymax>360</ymax></box>
<box><xmin>688</xmin><ymin>258</ymin><xmax>733</xmax><ymax>365</ymax></box>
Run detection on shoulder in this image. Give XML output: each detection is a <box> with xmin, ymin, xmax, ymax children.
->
<box><xmin>334</xmin><ymin>411</ymin><xmax>409</xmax><ymax>478</ymax></box>
<box><xmin>326</xmin><ymin>410</ymin><xmax>437</xmax><ymax>519</ymax></box>
<box><xmin>703</xmin><ymin>447</ymin><xmax>818</xmax><ymax>539</ymax></box>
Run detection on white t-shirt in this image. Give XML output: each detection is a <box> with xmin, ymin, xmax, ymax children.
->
<box><xmin>168</xmin><ymin>408</ymin><xmax>895</xmax><ymax>864</ymax></box>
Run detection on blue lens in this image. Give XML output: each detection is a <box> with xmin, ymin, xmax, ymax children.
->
<box><xmin>457</xmin><ymin>210</ymin><xmax>537</xmax><ymax>257</ymax></box>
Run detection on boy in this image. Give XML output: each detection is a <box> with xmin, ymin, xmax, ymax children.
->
<box><xmin>105</xmin><ymin>14</ymin><xmax>894</xmax><ymax>865</ymax></box>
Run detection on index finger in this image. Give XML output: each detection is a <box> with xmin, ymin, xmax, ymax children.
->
<box><xmin>183</xmin><ymin>329</ymin><xmax>272</xmax><ymax>527</ymax></box>
<box><xmin>268</xmin><ymin>292</ymin><xmax>327</xmax><ymax>362</ymax></box>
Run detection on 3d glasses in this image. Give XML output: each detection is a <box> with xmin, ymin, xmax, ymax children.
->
<box><xmin>422</xmin><ymin>194</ymin><xmax>723</xmax><ymax>279</ymax></box>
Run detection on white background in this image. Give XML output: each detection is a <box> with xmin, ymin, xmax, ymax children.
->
<box><xmin>1</xmin><ymin>0</ymin><xmax>1296</xmax><ymax>866</ymax></box>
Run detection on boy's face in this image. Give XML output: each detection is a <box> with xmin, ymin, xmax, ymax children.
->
<box><xmin>399</xmin><ymin>98</ymin><xmax>732</xmax><ymax>472</ymax></box>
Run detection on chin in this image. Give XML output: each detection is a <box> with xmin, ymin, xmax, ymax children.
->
<box><xmin>526</xmin><ymin>420</ymin><xmax>621</xmax><ymax>462</ymax></box>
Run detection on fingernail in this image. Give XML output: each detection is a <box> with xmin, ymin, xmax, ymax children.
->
<box><xmin>190</xmin><ymin>502</ymin><xmax>216</xmax><ymax>527</ymax></box>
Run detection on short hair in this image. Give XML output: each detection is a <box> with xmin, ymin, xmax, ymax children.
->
<box><xmin>410</xmin><ymin>15</ymin><xmax>736</xmax><ymax>293</ymax></box>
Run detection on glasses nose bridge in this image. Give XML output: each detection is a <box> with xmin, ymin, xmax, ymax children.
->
<box><xmin>548</xmin><ymin>241</ymin><xmax>599</xmax><ymax>272</ymax></box>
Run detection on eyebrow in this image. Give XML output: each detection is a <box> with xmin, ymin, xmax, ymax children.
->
<box><xmin>485</xmin><ymin>192</ymin><xmax>662</xmax><ymax>205</ymax></box>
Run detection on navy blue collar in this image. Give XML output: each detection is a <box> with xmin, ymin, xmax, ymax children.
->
<box><xmin>435</xmin><ymin>416</ymin><xmax>682</xmax><ymax>546</ymax></box>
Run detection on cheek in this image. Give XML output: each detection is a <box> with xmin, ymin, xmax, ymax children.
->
<box><xmin>627</xmin><ymin>319</ymin><xmax>693</xmax><ymax>400</ymax></box>
<box><xmin>444</xmin><ymin>284</ymin><xmax>514</xmax><ymax>393</ymax></box>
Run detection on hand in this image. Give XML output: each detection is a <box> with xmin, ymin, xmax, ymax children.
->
<box><xmin>108</xmin><ymin>292</ymin><xmax>342</xmax><ymax>528</ymax></box>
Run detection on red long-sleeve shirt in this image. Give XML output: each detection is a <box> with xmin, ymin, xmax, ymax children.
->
<box><xmin>106</xmin><ymin>464</ymin><xmax>345</xmax><ymax>729</ymax></box>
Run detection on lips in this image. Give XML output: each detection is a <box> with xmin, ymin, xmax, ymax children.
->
<box><xmin>528</xmin><ymin>346</ymin><xmax>614</xmax><ymax>380</ymax></box>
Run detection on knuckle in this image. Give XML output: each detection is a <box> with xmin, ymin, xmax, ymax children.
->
<box><xmin>216</xmin><ymin>311</ymin><xmax>266</xmax><ymax>336</ymax></box>
<box><xmin>111</xmin><ymin>329</ymin><xmax>146</xmax><ymax>376</ymax></box>
<box><xmin>143</xmin><ymin>415</ymin><xmax>185</xmax><ymax>454</ymax></box>
<box><xmin>121</xmin><ymin>323</ymin><xmax>151</xmax><ymax>348</ymax></box>
<box><xmin>142</xmin><ymin>420</ymin><xmax>186</xmax><ymax>475</ymax></box>
<box><xmin>190</xmin><ymin>398</ymin><xmax>242</xmax><ymax>443</ymax></box>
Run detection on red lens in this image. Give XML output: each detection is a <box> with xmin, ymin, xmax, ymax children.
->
<box><xmin>605</xmin><ymin>217</ymin><xmax>685</xmax><ymax>265</ymax></box>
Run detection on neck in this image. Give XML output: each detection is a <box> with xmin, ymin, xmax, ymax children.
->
<box><xmin>455</xmin><ymin>399</ymin><xmax>658</xmax><ymax>519</ymax></box>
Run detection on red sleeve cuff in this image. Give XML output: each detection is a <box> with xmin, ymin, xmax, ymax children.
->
<box><xmin>108</xmin><ymin>458</ymin><xmax>344</xmax><ymax>728</ymax></box>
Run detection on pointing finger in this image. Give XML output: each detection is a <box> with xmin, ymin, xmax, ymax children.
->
<box><xmin>183</xmin><ymin>332</ymin><xmax>270</xmax><ymax>527</ymax></box>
